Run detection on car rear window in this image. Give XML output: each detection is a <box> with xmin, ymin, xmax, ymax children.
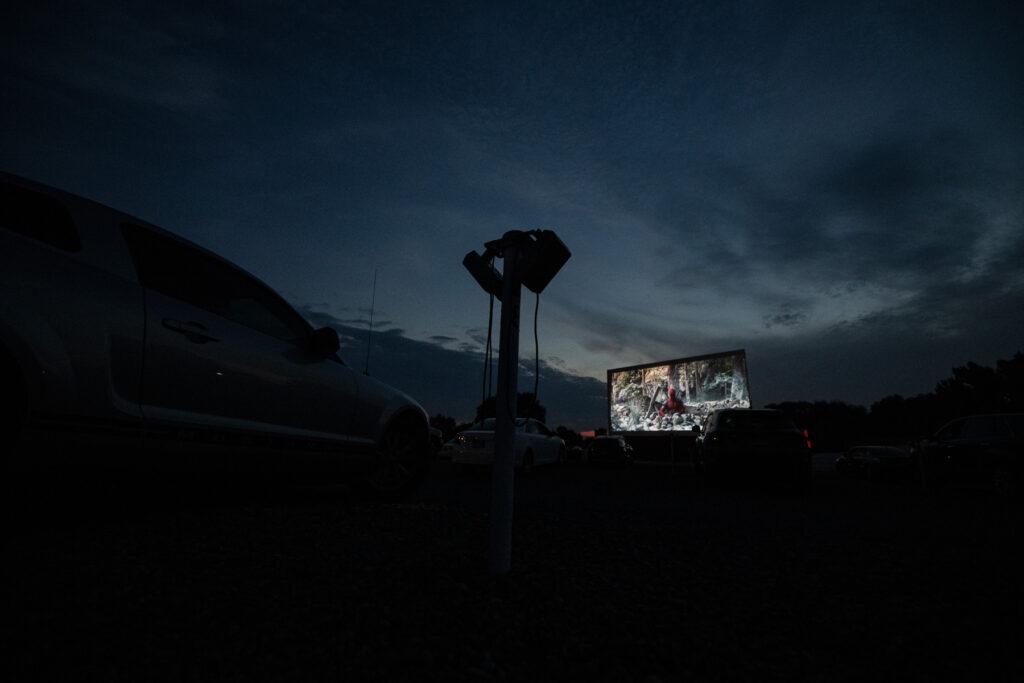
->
<box><xmin>0</xmin><ymin>181</ymin><xmax>81</xmax><ymax>252</ymax></box>
<box><xmin>718</xmin><ymin>411</ymin><xmax>794</xmax><ymax>430</ymax></box>
<box><xmin>961</xmin><ymin>416</ymin><xmax>994</xmax><ymax>440</ymax></box>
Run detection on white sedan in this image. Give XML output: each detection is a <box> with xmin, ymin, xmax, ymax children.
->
<box><xmin>444</xmin><ymin>418</ymin><xmax>565</xmax><ymax>470</ymax></box>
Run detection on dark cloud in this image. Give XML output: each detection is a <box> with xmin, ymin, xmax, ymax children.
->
<box><xmin>655</xmin><ymin>125</ymin><xmax>1010</xmax><ymax>298</ymax></box>
<box><xmin>331</xmin><ymin>318</ymin><xmax>392</xmax><ymax>328</ymax></box>
<box><xmin>763</xmin><ymin>310</ymin><xmax>807</xmax><ymax>329</ymax></box>
<box><xmin>299</xmin><ymin>307</ymin><xmax>607</xmax><ymax>430</ymax></box>
<box><xmin>818</xmin><ymin>129</ymin><xmax>972</xmax><ymax>209</ymax></box>
<box><xmin>464</xmin><ymin>328</ymin><xmax>490</xmax><ymax>348</ymax></box>
<box><xmin>749</xmin><ymin>268</ymin><xmax>1024</xmax><ymax>405</ymax></box>
<box><xmin>570</xmin><ymin>228</ymin><xmax>1024</xmax><ymax>406</ymax></box>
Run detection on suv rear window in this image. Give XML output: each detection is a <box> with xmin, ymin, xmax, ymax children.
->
<box><xmin>0</xmin><ymin>182</ymin><xmax>81</xmax><ymax>252</ymax></box>
<box><xmin>590</xmin><ymin>439</ymin><xmax>623</xmax><ymax>453</ymax></box>
<box><xmin>718</xmin><ymin>411</ymin><xmax>794</xmax><ymax>431</ymax></box>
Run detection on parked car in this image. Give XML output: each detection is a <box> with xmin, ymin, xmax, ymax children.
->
<box><xmin>836</xmin><ymin>445</ymin><xmax>914</xmax><ymax>482</ymax></box>
<box><xmin>583</xmin><ymin>435</ymin><xmax>634</xmax><ymax>466</ymax></box>
<box><xmin>443</xmin><ymin>417</ymin><xmax>565</xmax><ymax>470</ymax></box>
<box><xmin>566</xmin><ymin>445</ymin><xmax>587</xmax><ymax>463</ymax></box>
<box><xmin>695</xmin><ymin>408</ymin><xmax>812</xmax><ymax>487</ymax></box>
<box><xmin>914</xmin><ymin>413</ymin><xmax>1023</xmax><ymax>500</ymax></box>
<box><xmin>0</xmin><ymin>172</ymin><xmax>432</xmax><ymax>498</ymax></box>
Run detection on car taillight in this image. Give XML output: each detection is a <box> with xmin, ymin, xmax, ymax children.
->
<box><xmin>803</xmin><ymin>429</ymin><xmax>813</xmax><ymax>450</ymax></box>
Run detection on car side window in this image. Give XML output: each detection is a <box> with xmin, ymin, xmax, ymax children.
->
<box><xmin>936</xmin><ymin>419</ymin><xmax>964</xmax><ymax>441</ymax></box>
<box><xmin>960</xmin><ymin>416</ymin><xmax>993</xmax><ymax>440</ymax></box>
<box><xmin>1</xmin><ymin>182</ymin><xmax>81</xmax><ymax>252</ymax></box>
<box><xmin>122</xmin><ymin>223</ymin><xmax>224</xmax><ymax>310</ymax></box>
<box><xmin>122</xmin><ymin>224</ymin><xmax>309</xmax><ymax>342</ymax></box>
<box><xmin>219</xmin><ymin>268</ymin><xmax>311</xmax><ymax>342</ymax></box>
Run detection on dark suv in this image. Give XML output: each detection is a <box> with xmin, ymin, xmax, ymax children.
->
<box><xmin>915</xmin><ymin>413</ymin><xmax>1022</xmax><ymax>500</ymax></box>
<box><xmin>584</xmin><ymin>436</ymin><xmax>634</xmax><ymax>466</ymax></box>
<box><xmin>695</xmin><ymin>408</ymin><xmax>812</xmax><ymax>487</ymax></box>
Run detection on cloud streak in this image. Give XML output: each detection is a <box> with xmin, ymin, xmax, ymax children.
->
<box><xmin>299</xmin><ymin>307</ymin><xmax>607</xmax><ymax>430</ymax></box>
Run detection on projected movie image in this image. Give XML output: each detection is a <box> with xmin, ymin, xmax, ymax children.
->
<box><xmin>609</xmin><ymin>350</ymin><xmax>751</xmax><ymax>432</ymax></box>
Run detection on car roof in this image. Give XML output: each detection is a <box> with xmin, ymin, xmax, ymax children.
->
<box><xmin>1</xmin><ymin>171</ymin><xmax>314</xmax><ymax>335</ymax></box>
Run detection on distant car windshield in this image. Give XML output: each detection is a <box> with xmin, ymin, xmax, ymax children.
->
<box><xmin>472</xmin><ymin>418</ymin><xmax>526</xmax><ymax>431</ymax></box>
<box><xmin>718</xmin><ymin>411</ymin><xmax>795</xmax><ymax>431</ymax></box>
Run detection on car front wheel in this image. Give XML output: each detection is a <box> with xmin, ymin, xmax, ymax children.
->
<box><xmin>358</xmin><ymin>417</ymin><xmax>431</xmax><ymax>500</ymax></box>
<box><xmin>521</xmin><ymin>449</ymin><xmax>535</xmax><ymax>473</ymax></box>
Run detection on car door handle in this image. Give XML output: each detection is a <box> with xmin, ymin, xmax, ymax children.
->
<box><xmin>162</xmin><ymin>318</ymin><xmax>220</xmax><ymax>344</ymax></box>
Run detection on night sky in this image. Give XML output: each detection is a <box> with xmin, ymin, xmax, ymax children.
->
<box><xmin>3</xmin><ymin>1</ymin><xmax>1021</xmax><ymax>429</ymax></box>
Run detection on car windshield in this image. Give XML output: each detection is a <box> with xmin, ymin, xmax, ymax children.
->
<box><xmin>717</xmin><ymin>411</ymin><xmax>795</xmax><ymax>431</ymax></box>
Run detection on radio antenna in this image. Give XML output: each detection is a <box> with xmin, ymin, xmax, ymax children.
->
<box><xmin>364</xmin><ymin>268</ymin><xmax>377</xmax><ymax>375</ymax></box>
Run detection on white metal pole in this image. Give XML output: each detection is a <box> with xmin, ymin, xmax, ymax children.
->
<box><xmin>489</xmin><ymin>240</ymin><xmax>521</xmax><ymax>576</ymax></box>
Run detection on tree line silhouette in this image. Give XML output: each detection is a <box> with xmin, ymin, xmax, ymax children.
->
<box><xmin>429</xmin><ymin>353</ymin><xmax>1023</xmax><ymax>451</ymax></box>
<box><xmin>767</xmin><ymin>352</ymin><xmax>1024</xmax><ymax>450</ymax></box>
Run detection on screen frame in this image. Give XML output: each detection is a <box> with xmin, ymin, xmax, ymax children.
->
<box><xmin>606</xmin><ymin>349</ymin><xmax>751</xmax><ymax>435</ymax></box>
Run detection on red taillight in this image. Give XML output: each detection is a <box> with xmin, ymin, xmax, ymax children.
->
<box><xmin>803</xmin><ymin>429</ymin><xmax>813</xmax><ymax>450</ymax></box>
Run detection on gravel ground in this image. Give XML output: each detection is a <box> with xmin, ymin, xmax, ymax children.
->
<box><xmin>5</xmin><ymin>457</ymin><xmax>1020</xmax><ymax>681</ymax></box>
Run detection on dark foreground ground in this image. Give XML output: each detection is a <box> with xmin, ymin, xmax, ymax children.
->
<box><xmin>5</xmin><ymin>455</ymin><xmax>1020</xmax><ymax>681</ymax></box>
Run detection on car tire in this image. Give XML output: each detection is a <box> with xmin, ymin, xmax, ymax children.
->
<box><xmin>796</xmin><ymin>466</ymin><xmax>813</xmax><ymax>495</ymax></box>
<box><xmin>356</xmin><ymin>415</ymin><xmax>431</xmax><ymax>500</ymax></box>
<box><xmin>919</xmin><ymin>457</ymin><xmax>935</xmax><ymax>492</ymax></box>
<box><xmin>522</xmin><ymin>449</ymin><xmax>535</xmax><ymax>474</ymax></box>
<box><xmin>703</xmin><ymin>462</ymin><xmax>720</xmax><ymax>488</ymax></box>
<box><xmin>991</xmin><ymin>464</ymin><xmax>1016</xmax><ymax>502</ymax></box>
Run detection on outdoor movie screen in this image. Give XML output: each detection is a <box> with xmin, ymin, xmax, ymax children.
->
<box><xmin>608</xmin><ymin>350</ymin><xmax>751</xmax><ymax>433</ymax></box>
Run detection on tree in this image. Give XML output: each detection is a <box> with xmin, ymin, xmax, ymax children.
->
<box><xmin>766</xmin><ymin>400</ymin><xmax>867</xmax><ymax>451</ymax></box>
<box><xmin>766</xmin><ymin>351</ymin><xmax>1023</xmax><ymax>444</ymax></box>
<box><xmin>429</xmin><ymin>414</ymin><xmax>458</xmax><ymax>442</ymax></box>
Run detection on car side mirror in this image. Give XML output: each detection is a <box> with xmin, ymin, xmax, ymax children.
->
<box><xmin>309</xmin><ymin>326</ymin><xmax>340</xmax><ymax>358</ymax></box>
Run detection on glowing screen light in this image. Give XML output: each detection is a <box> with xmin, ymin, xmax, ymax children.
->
<box><xmin>607</xmin><ymin>349</ymin><xmax>751</xmax><ymax>433</ymax></box>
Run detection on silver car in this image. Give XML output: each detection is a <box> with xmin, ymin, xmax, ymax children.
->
<box><xmin>444</xmin><ymin>417</ymin><xmax>565</xmax><ymax>470</ymax></box>
<box><xmin>0</xmin><ymin>172</ymin><xmax>431</xmax><ymax>497</ymax></box>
